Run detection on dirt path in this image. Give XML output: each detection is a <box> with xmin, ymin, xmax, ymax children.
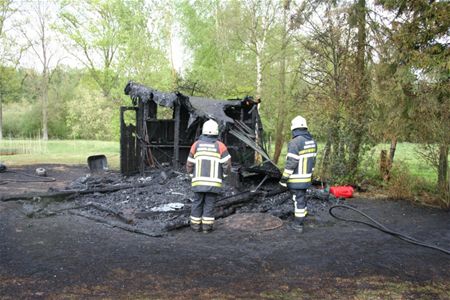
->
<box><xmin>1</xmin><ymin>165</ymin><xmax>449</xmax><ymax>299</ymax></box>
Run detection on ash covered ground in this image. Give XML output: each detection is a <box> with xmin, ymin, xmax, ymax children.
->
<box><xmin>1</xmin><ymin>165</ymin><xmax>449</xmax><ymax>299</ymax></box>
<box><xmin>23</xmin><ymin>168</ymin><xmax>341</xmax><ymax>237</ymax></box>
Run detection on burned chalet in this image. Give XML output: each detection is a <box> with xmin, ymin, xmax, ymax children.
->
<box><xmin>120</xmin><ymin>82</ymin><xmax>279</xmax><ymax>181</ymax></box>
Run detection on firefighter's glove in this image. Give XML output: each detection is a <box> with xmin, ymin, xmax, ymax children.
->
<box><xmin>279</xmin><ymin>176</ymin><xmax>288</xmax><ymax>187</ymax></box>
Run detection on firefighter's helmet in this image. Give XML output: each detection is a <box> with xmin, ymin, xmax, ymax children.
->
<box><xmin>291</xmin><ymin>115</ymin><xmax>307</xmax><ymax>130</ymax></box>
<box><xmin>202</xmin><ymin>119</ymin><xmax>219</xmax><ymax>135</ymax></box>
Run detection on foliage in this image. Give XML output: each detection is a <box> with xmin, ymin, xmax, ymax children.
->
<box><xmin>3</xmin><ymin>100</ymin><xmax>41</xmax><ymax>137</ymax></box>
<box><xmin>376</xmin><ymin>0</ymin><xmax>450</xmax><ymax>196</ymax></box>
<box><xmin>291</xmin><ymin>1</ymin><xmax>373</xmax><ymax>182</ymax></box>
<box><xmin>0</xmin><ymin>65</ymin><xmax>22</xmax><ymax>104</ymax></box>
<box><xmin>176</xmin><ymin>0</ymin><xmax>254</xmax><ymax>98</ymax></box>
<box><xmin>57</xmin><ymin>0</ymin><xmax>173</xmax><ymax>100</ymax></box>
<box><xmin>66</xmin><ymin>87</ymin><xmax>118</xmax><ymax>140</ymax></box>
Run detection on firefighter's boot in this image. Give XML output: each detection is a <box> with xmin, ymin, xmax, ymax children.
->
<box><xmin>190</xmin><ymin>223</ymin><xmax>201</xmax><ymax>232</ymax></box>
<box><xmin>202</xmin><ymin>223</ymin><xmax>213</xmax><ymax>233</ymax></box>
<box><xmin>202</xmin><ymin>216</ymin><xmax>214</xmax><ymax>233</ymax></box>
<box><xmin>190</xmin><ymin>215</ymin><xmax>202</xmax><ymax>232</ymax></box>
<box><xmin>292</xmin><ymin>219</ymin><xmax>304</xmax><ymax>233</ymax></box>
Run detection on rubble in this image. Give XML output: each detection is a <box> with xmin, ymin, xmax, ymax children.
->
<box><xmin>16</xmin><ymin>170</ymin><xmax>342</xmax><ymax>237</ymax></box>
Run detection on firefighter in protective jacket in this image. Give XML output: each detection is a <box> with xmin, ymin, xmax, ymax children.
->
<box><xmin>280</xmin><ymin>116</ymin><xmax>317</xmax><ymax>233</ymax></box>
<box><xmin>186</xmin><ymin>119</ymin><xmax>231</xmax><ymax>233</ymax></box>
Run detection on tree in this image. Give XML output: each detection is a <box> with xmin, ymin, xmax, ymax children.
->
<box><xmin>176</xmin><ymin>0</ymin><xmax>253</xmax><ymax>97</ymax></box>
<box><xmin>289</xmin><ymin>0</ymin><xmax>374</xmax><ymax>183</ymax></box>
<box><xmin>292</xmin><ymin>2</ymin><xmax>351</xmax><ymax>181</ymax></box>
<box><xmin>347</xmin><ymin>0</ymin><xmax>370</xmax><ymax>178</ymax></box>
<box><xmin>376</xmin><ymin>0</ymin><xmax>450</xmax><ymax>201</ymax></box>
<box><xmin>20</xmin><ymin>0</ymin><xmax>60</xmax><ymax>140</ymax></box>
<box><xmin>239</xmin><ymin>0</ymin><xmax>279</xmax><ymax>100</ymax></box>
<box><xmin>0</xmin><ymin>0</ymin><xmax>18</xmax><ymax>140</ymax></box>
<box><xmin>0</xmin><ymin>65</ymin><xmax>23</xmax><ymax>138</ymax></box>
<box><xmin>58</xmin><ymin>0</ymin><xmax>172</xmax><ymax>100</ymax></box>
<box><xmin>270</xmin><ymin>0</ymin><xmax>304</xmax><ymax>164</ymax></box>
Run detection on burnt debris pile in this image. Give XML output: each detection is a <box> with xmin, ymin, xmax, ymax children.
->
<box><xmin>15</xmin><ymin>171</ymin><xmax>341</xmax><ymax>237</ymax></box>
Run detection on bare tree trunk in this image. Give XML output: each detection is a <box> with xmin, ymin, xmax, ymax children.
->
<box><xmin>438</xmin><ymin>144</ymin><xmax>449</xmax><ymax>196</ymax></box>
<box><xmin>21</xmin><ymin>1</ymin><xmax>54</xmax><ymax>140</ymax></box>
<box><xmin>389</xmin><ymin>137</ymin><xmax>397</xmax><ymax>163</ymax></box>
<box><xmin>42</xmin><ymin>71</ymin><xmax>49</xmax><ymax>140</ymax></box>
<box><xmin>348</xmin><ymin>0</ymin><xmax>367</xmax><ymax>178</ymax></box>
<box><xmin>255</xmin><ymin>55</ymin><xmax>262</xmax><ymax>99</ymax></box>
<box><xmin>38</xmin><ymin>1</ymin><xmax>50</xmax><ymax>140</ymax></box>
<box><xmin>272</xmin><ymin>1</ymin><xmax>289</xmax><ymax>164</ymax></box>
<box><xmin>254</xmin><ymin>53</ymin><xmax>263</xmax><ymax>164</ymax></box>
<box><xmin>380</xmin><ymin>136</ymin><xmax>397</xmax><ymax>181</ymax></box>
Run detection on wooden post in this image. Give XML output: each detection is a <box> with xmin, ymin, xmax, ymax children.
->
<box><xmin>173</xmin><ymin>99</ymin><xmax>181</xmax><ymax>169</ymax></box>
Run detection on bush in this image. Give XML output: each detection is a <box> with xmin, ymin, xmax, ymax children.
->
<box><xmin>3</xmin><ymin>101</ymin><xmax>41</xmax><ymax>137</ymax></box>
<box><xmin>385</xmin><ymin>163</ymin><xmax>417</xmax><ymax>200</ymax></box>
<box><xmin>66</xmin><ymin>88</ymin><xmax>119</xmax><ymax>140</ymax></box>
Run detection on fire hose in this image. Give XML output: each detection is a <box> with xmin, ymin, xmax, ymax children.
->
<box><xmin>329</xmin><ymin>204</ymin><xmax>450</xmax><ymax>256</ymax></box>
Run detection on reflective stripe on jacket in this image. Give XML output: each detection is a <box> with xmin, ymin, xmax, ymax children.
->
<box><xmin>282</xmin><ymin>129</ymin><xmax>317</xmax><ymax>190</ymax></box>
<box><xmin>187</xmin><ymin>135</ymin><xmax>231</xmax><ymax>193</ymax></box>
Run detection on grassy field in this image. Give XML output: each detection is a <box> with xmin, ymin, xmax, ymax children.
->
<box><xmin>273</xmin><ymin>141</ymin><xmax>440</xmax><ymax>184</ymax></box>
<box><xmin>372</xmin><ymin>143</ymin><xmax>438</xmax><ymax>183</ymax></box>
<box><xmin>0</xmin><ymin>139</ymin><xmax>120</xmax><ymax>170</ymax></box>
<box><xmin>0</xmin><ymin>139</ymin><xmax>442</xmax><ymax>183</ymax></box>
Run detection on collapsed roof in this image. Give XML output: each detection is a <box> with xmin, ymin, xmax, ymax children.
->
<box><xmin>124</xmin><ymin>81</ymin><xmax>253</xmax><ymax>129</ymax></box>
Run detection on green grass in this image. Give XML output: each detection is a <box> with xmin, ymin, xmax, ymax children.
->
<box><xmin>0</xmin><ymin>139</ymin><xmax>120</xmax><ymax>170</ymax></box>
<box><xmin>371</xmin><ymin>142</ymin><xmax>442</xmax><ymax>183</ymax></box>
<box><xmin>0</xmin><ymin>139</ymin><xmax>444</xmax><ymax>183</ymax></box>
<box><xmin>271</xmin><ymin>142</ymin><xmax>441</xmax><ymax>184</ymax></box>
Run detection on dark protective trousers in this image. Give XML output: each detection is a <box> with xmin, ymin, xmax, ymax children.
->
<box><xmin>190</xmin><ymin>192</ymin><xmax>218</xmax><ymax>225</ymax></box>
<box><xmin>292</xmin><ymin>189</ymin><xmax>307</xmax><ymax>224</ymax></box>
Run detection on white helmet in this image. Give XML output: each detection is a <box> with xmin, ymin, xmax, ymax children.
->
<box><xmin>291</xmin><ymin>115</ymin><xmax>307</xmax><ymax>130</ymax></box>
<box><xmin>202</xmin><ymin>119</ymin><xmax>219</xmax><ymax>135</ymax></box>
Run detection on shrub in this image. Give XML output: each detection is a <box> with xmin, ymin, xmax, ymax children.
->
<box><xmin>66</xmin><ymin>88</ymin><xmax>119</xmax><ymax>140</ymax></box>
<box><xmin>3</xmin><ymin>101</ymin><xmax>41</xmax><ymax>137</ymax></box>
<box><xmin>385</xmin><ymin>163</ymin><xmax>417</xmax><ymax>200</ymax></box>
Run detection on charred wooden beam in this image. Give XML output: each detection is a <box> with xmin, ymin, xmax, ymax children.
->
<box><xmin>0</xmin><ymin>183</ymin><xmax>153</xmax><ymax>202</ymax></box>
<box><xmin>173</xmin><ymin>99</ymin><xmax>181</xmax><ymax>169</ymax></box>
